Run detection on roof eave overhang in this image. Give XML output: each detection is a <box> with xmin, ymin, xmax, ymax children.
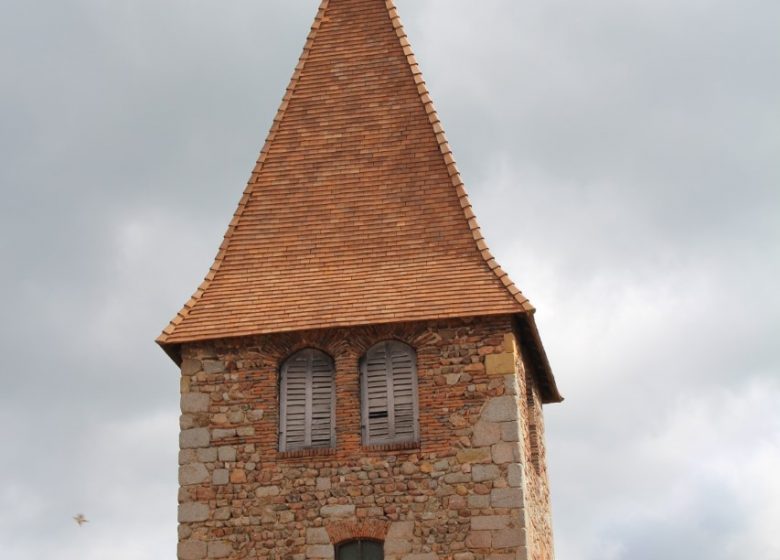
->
<box><xmin>513</xmin><ymin>312</ymin><xmax>564</xmax><ymax>404</ymax></box>
<box><xmin>157</xmin><ymin>338</ymin><xmax>182</xmax><ymax>366</ymax></box>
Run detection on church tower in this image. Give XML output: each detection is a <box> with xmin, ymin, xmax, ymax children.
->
<box><xmin>158</xmin><ymin>1</ymin><xmax>563</xmax><ymax>559</ymax></box>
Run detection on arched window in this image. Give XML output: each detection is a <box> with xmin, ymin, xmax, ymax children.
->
<box><xmin>360</xmin><ymin>341</ymin><xmax>419</xmax><ymax>446</ymax></box>
<box><xmin>336</xmin><ymin>539</ymin><xmax>383</xmax><ymax>560</ymax></box>
<box><xmin>279</xmin><ymin>348</ymin><xmax>336</xmax><ymax>451</ymax></box>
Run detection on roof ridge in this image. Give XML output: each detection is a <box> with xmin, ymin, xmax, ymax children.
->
<box><xmin>157</xmin><ymin>0</ymin><xmax>333</xmax><ymax>345</ymax></box>
<box><xmin>383</xmin><ymin>0</ymin><xmax>535</xmax><ymax>314</ymax></box>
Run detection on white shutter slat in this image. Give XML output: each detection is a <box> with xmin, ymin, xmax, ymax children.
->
<box><xmin>365</xmin><ymin>345</ymin><xmax>390</xmax><ymax>445</ymax></box>
<box><xmin>281</xmin><ymin>356</ymin><xmax>308</xmax><ymax>450</ymax></box>
<box><xmin>361</xmin><ymin>341</ymin><xmax>419</xmax><ymax>445</ymax></box>
<box><xmin>280</xmin><ymin>349</ymin><xmax>335</xmax><ymax>451</ymax></box>
<box><xmin>388</xmin><ymin>342</ymin><xmax>417</xmax><ymax>443</ymax></box>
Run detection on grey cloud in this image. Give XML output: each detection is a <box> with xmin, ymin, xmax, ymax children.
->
<box><xmin>1</xmin><ymin>0</ymin><xmax>778</xmax><ymax>559</ymax></box>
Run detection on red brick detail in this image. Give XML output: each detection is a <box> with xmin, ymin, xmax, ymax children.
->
<box><xmin>326</xmin><ymin>519</ymin><xmax>388</xmax><ymax>544</ymax></box>
<box><xmin>361</xmin><ymin>441</ymin><xmax>420</xmax><ymax>453</ymax></box>
<box><xmin>277</xmin><ymin>448</ymin><xmax>338</xmax><ymax>460</ymax></box>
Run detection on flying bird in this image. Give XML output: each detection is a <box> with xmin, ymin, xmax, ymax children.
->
<box><xmin>73</xmin><ymin>514</ymin><xmax>88</xmax><ymax>526</ymax></box>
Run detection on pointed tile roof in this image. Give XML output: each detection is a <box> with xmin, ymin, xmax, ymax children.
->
<box><xmin>158</xmin><ymin>0</ymin><xmax>560</xmax><ymax>402</ymax></box>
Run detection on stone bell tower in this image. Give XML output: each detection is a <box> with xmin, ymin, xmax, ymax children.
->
<box><xmin>158</xmin><ymin>1</ymin><xmax>563</xmax><ymax>559</ymax></box>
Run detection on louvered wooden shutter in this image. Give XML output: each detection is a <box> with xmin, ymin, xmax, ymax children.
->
<box><xmin>361</xmin><ymin>341</ymin><xmax>419</xmax><ymax>445</ymax></box>
<box><xmin>280</xmin><ymin>349</ymin><xmax>335</xmax><ymax>451</ymax></box>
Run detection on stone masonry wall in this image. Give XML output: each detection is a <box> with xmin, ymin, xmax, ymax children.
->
<box><xmin>176</xmin><ymin>315</ymin><xmax>554</xmax><ymax>560</ymax></box>
<box><xmin>515</xmin><ymin>349</ymin><xmax>555</xmax><ymax>560</ymax></box>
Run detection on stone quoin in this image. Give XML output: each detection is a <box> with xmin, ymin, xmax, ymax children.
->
<box><xmin>157</xmin><ymin>1</ymin><xmax>563</xmax><ymax>559</ymax></box>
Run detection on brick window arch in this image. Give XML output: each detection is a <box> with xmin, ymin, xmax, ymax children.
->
<box><xmin>336</xmin><ymin>539</ymin><xmax>383</xmax><ymax>560</ymax></box>
<box><xmin>360</xmin><ymin>340</ymin><xmax>419</xmax><ymax>446</ymax></box>
<box><xmin>279</xmin><ymin>348</ymin><xmax>336</xmax><ymax>451</ymax></box>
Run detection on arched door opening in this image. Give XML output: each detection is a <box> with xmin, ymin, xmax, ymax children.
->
<box><xmin>335</xmin><ymin>539</ymin><xmax>383</xmax><ymax>560</ymax></box>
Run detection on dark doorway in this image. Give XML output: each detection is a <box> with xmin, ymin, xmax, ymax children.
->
<box><xmin>335</xmin><ymin>539</ymin><xmax>383</xmax><ymax>560</ymax></box>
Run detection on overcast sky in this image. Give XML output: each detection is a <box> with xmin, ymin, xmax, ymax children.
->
<box><xmin>1</xmin><ymin>0</ymin><xmax>778</xmax><ymax>559</ymax></box>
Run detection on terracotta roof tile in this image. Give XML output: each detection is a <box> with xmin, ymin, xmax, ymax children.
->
<box><xmin>158</xmin><ymin>0</ymin><xmax>538</xmax><ymax>348</ymax></box>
